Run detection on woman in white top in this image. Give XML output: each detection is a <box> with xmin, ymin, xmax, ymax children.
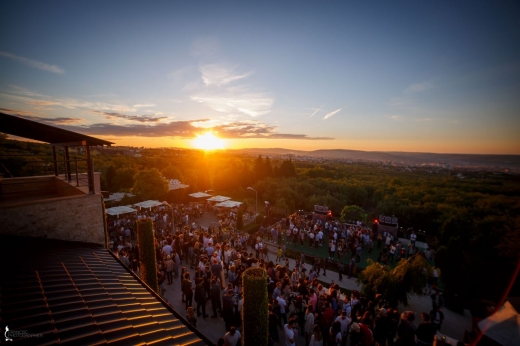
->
<box><xmin>309</xmin><ymin>324</ymin><xmax>323</xmax><ymax>346</ymax></box>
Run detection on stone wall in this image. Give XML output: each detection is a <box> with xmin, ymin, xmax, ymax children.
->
<box><xmin>0</xmin><ymin>194</ymin><xmax>106</xmax><ymax>246</ymax></box>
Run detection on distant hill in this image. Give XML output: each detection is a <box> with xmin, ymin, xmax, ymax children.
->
<box><xmin>232</xmin><ymin>148</ymin><xmax>520</xmax><ymax>170</ymax></box>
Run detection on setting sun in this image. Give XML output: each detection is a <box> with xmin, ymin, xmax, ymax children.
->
<box><xmin>192</xmin><ymin>132</ymin><xmax>225</xmax><ymax>150</ymax></box>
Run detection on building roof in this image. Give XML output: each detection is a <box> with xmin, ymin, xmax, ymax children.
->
<box><xmin>0</xmin><ymin>112</ymin><xmax>113</xmax><ymax>147</ymax></box>
<box><xmin>0</xmin><ymin>235</ymin><xmax>211</xmax><ymax>345</ymax></box>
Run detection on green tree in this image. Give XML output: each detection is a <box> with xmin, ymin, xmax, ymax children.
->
<box><xmin>277</xmin><ymin>159</ymin><xmax>297</xmax><ymax>178</ymax></box>
<box><xmin>161</xmin><ymin>165</ymin><xmax>184</xmax><ymax>181</ymax></box>
<box><xmin>106</xmin><ymin>166</ymin><xmax>116</xmax><ymax>190</ymax></box>
<box><xmin>357</xmin><ymin>256</ymin><xmax>431</xmax><ymax>306</ymax></box>
<box><xmin>132</xmin><ymin>168</ymin><xmax>169</xmax><ymax>200</ymax></box>
<box><xmin>340</xmin><ymin>205</ymin><xmax>367</xmax><ymax>223</ymax></box>
<box><xmin>112</xmin><ymin>167</ymin><xmax>137</xmax><ymax>191</ymax></box>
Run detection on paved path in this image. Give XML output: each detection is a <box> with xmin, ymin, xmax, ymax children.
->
<box><xmin>162</xmin><ymin>212</ymin><xmax>471</xmax><ymax>344</ymax></box>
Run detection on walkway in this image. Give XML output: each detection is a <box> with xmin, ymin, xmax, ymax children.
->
<box><xmin>162</xmin><ymin>212</ymin><xmax>471</xmax><ymax>344</ymax></box>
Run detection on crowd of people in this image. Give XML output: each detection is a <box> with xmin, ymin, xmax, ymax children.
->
<box><xmin>108</xmin><ymin>204</ymin><xmax>447</xmax><ymax>346</ymax></box>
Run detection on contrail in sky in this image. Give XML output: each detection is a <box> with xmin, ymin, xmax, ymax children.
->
<box><xmin>323</xmin><ymin>108</ymin><xmax>342</xmax><ymax>120</ymax></box>
<box><xmin>309</xmin><ymin>104</ymin><xmax>324</xmax><ymax>118</ymax></box>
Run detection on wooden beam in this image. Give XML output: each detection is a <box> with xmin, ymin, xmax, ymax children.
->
<box><xmin>50</xmin><ymin>140</ymin><xmax>87</xmax><ymax>147</ymax></box>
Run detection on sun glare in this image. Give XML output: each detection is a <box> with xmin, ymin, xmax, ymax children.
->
<box><xmin>192</xmin><ymin>132</ymin><xmax>225</xmax><ymax>150</ymax></box>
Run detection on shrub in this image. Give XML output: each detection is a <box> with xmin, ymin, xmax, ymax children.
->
<box><xmin>137</xmin><ymin>218</ymin><xmax>158</xmax><ymax>293</ymax></box>
<box><xmin>242</xmin><ymin>267</ymin><xmax>268</xmax><ymax>346</ymax></box>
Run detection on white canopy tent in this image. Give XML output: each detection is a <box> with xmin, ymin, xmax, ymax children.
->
<box><xmin>133</xmin><ymin>200</ymin><xmax>164</xmax><ymax>210</ymax></box>
<box><xmin>169</xmin><ymin>179</ymin><xmax>189</xmax><ymax>191</ymax></box>
<box><xmin>103</xmin><ymin>192</ymin><xmax>135</xmax><ymax>202</ymax></box>
<box><xmin>215</xmin><ymin>200</ymin><xmax>242</xmax><ymax>208</ymax></box>
<box><xmin>105</xmin><ymin>206</ymin><xmax>137</xmax><ymax>216</ymax></box>
<box><xmin>477</xmin><ymin>301</ymin><xmax>520</xmax><ymax>346</ymax></box>
<box><xmin>189</xmin><ymin>192</ymin><xmax>212</xmax><ymax>198</ymax></box>
<box><xmin>207</xmin><ymin>195</ymin><xmax>231</xmax><ymax>203</ymax></box>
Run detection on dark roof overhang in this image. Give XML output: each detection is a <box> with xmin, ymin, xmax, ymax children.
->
<box><xmin>0</xmin><ymin>112</ymin><xmax>113</xmax><ymax>147</ymax></box>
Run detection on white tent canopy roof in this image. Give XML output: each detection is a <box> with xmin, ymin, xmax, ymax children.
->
<box><xmin>478</xmin><ymin>301</ymin><xmax>520</xmax><ymax>346</ymax></box>
<box><xmin>215</xmin><ymin>200</ymin><xmax>242</xmax><ymax>208</ymax></box>
<box><xmin>105</xmin><ymin>206</ymin><xmax>137</xmax><ymax>216</ymax></box>
<box><xmin>169</xmin><ymin>179</ymin><xmax>189</xmax><ymax>191</ymax></box>
<box><xmin>133</xmin><ymin>200</ymin><xmax>164</xmax><ymax>209</ymax></box>
<box><xmin>207</xmin><ymin>195</ymin><xmax>231</xmax><ymax>202</ymax></box>
<box><xmin>189</xmin><ymin>192</ymin><xmax>212</xmax><ymax>198</ymax></box>
<box><xmin>103</xmin><ymin>192</ymin><xmax>135</xmax><ymax>202</ymax></box>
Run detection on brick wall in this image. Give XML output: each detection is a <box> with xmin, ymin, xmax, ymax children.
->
<box><xmin>0</xmin><ymin>194</ymin><xmax>106</xmax><ymax>245</ymax></box>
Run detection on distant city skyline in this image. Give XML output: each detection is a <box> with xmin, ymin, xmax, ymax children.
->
<box><xmin>1</xmin><ymin>1</ymin><xmax>519</xmax><ymax>154</ymax></box>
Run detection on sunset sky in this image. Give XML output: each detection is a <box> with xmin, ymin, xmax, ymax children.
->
<box><xmin>1</xmin><ymin>1</ymin><xmax>519</xmax><ymax>154</ymax></box>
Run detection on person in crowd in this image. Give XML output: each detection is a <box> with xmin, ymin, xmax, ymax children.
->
<box><xmin>416</xmin><ymin>312</ymin><xmax>437</xmax><ymax>345</ymax></box>
<box><xmin>182</xmin><ymin>272</ymin><xmax>194</xmax><ymax>310</ymax></box>
<box><xmin>284</xmin><ymin>317</ymin><xmax>298</xmax><ymax>346</ymax></box>
<box><xmin>186</xmin><ymin>306</ymin><xmax>197</xmax><ymax>328</ymax></box>
<box><xmin>194</xmin><ymin>278</ymin><xmax>208</xmax><ymax>318</ymax></box>
<box><xmin>223</xmin><ymin>326</ymin><xmax>241</xmax><ymax>346</ymax></box>
<box><xmin>430</xmin><ymin>304</ymin><xmax>445</xmax><ymax>331</ymax></box>
<box><xmin>309</xmin><ymin>324</ymin><xmax>323</xmax><ymax>346</ymax></box>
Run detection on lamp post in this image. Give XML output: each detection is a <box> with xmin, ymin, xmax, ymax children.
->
<box><xmin>247</xmin><ymin>187</ymin><xmax>257</xmax><ymax>214</ymax></box>
<box><xmin>162</xmin><ymin>201</ymin><xmax>175</xmax><ymax>233</ymax></box>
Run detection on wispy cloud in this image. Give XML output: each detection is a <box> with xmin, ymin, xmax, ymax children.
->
<box><xmin>188</xmin><ymin>63</ymin><xmax>273</xmax><ymax>117</ymax></box>
<box><xmin>191</xmin><ymin>91</ymin><xmax>273</xmax><ymax>117</ymax></box>
<box><xmin>199</xmin><ymin>64</ymin><xmax>254</xmax><ymax>86</ymax></box>
<box><xmin>0</xmin><ymin>107</ymin><xmax>40</xmax><ymax>116</ymax></box>
<box><xmin>2</xmin><ymin>86</ymin><xmax>138</xmax><ymax>113</ymax></box>
<box><xmin>132</xmin><ymin>103</ymin><xmax>156</xmax><ymax>108</ymax></box>
<box><xmin>309</xmin><ymin>104</ymin><xmax>324</xmax><ymax>118</ymax></box>
<box><xmin>90</xmin><ymin>110</ymin><xmax>168</xmax><ymax>123</ymax></box>
<box><xmin>404</xmin><ymin>82</ymin><xmax>433</xmax><ymax>94</ymax></box>
<box><xmin>10</xmin><ymin>113</ymin><xmax>83</xmax><ymax>125</ymax></box>
<box><xmin>390</xmin><ymin>115</ymin><xmax>404</xmax><ymax>121</ymax></box>
<box><xmin>0</xmin><ymin>51</ymin><xmax>65</xmax><ymax>74</ymax></box>
<box><xmin>323</xmin><ymin>108</ymin><xmax>342</xmax><ymax>120</ymax></box>
<box><xmin>17</xmin><ymin>116</ymin><xmax>332</xmax><ymax>140</ymax></box>
<box><xmin>168</xmin><ymin>66</ymin><xmax>193</xmax><ymax>79</ymax></box>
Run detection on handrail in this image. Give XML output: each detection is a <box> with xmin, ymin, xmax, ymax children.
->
<box><xmin>0</xmin><ymin>154</ymin><xmax>96</xmax><ymax>200</ymax></box>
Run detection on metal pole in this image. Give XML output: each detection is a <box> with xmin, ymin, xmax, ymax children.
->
<box><xmin>85</xmin><ymin>145</ymin><xmax>94</xmax><ymax>194</ymax></box>
<box><xmin>65</xmin><ymin>146</ymin><xmax>71</xmax><ymax>182</ymax></box>
<box><xmin>75</xmin><ymin>157</ymin><xmax>79</xmax><ymax>186</ymax></box>
<box><xmin>64</xmin><ymin>155</ymin><xmax>68</xmax><ymax>181</ymax></box>
<box><xmin>53</xmin><ymin>146</ymin><xmax>58</xmax><ymax>176</ymax></box>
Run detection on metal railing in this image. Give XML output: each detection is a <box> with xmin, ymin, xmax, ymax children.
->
<box><xmin>0</xmin><ymin>154</ymin><xmax>95</xmax><ymax>201</ymax></box>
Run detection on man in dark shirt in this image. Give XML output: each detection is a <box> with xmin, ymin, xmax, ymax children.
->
<box><xmin>416</xmin><ymin>312</ymin><xmax>437</xmax><ymax>346</ymax></box>
<box><xmin>268</xmin><ymin>304</ymin><xmax>279</xmax><ymax>342</ymax></box>
<box><xmin>222</xmin><ymin>289</ymin><xmax>235</xmax><ymax>331</ymax></box>
<box><xmin>210</xmin><ymin>279</ymin><xmax>222</xmax><ymax>318</ymax></box>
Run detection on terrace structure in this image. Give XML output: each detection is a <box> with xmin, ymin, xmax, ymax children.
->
<box><xmin>0</xmin><ymin>113</ymin><xmax>212</xmax><ymax>345</ymax></box>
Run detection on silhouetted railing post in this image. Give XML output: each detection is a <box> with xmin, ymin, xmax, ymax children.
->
<box><xmin>86</xmin><ymin>145</ymin><xmax>94</xmax><ymax>194</ymax></box>
<box><xmin>53</xmin><ymin>146</ymin><xmax>58</xmax><ymax>176</ymax></box>
<box><xmin>63</xmin><ymin>155</ymin><xmax>68</xmax><ymax>181</ymax></box>
<box><xmin>65</xmin><ymin>146</ymin><xmax>72</xmax><ymax>182</ymax></box>
<box><xmin>75</xmin><ymin>157</ymin><xmax>79</xmax><ymax>187</ymax></box>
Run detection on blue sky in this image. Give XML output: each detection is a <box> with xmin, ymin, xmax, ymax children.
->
<box><xmin>1</xmin><ymin>1</ymin><xmax>519</xmax><ymax>154</ymax></box>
